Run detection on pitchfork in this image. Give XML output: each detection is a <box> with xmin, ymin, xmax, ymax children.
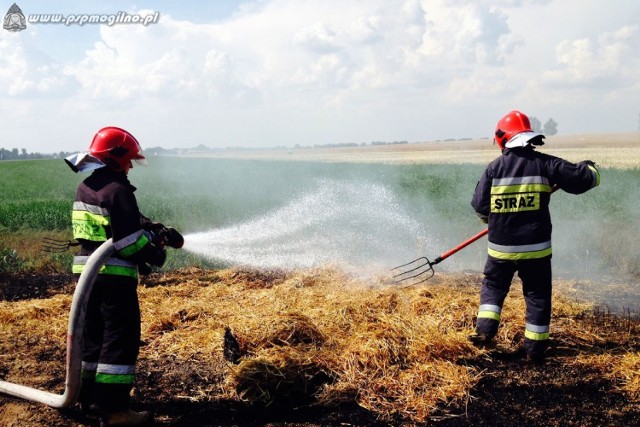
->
<box><xmin>393</xmin><ymin>185</ymin><xmax>560</xmax><ymax>285</ymax></box>
<box><xmin>42</xmin><ymin>237</ymin><xmax>80</xmax><ymax>253</ymax></box>
<box><xmin>391</xmin><ymin>229</ymin><xmax>488</xmax><ymax>285</ymax></box>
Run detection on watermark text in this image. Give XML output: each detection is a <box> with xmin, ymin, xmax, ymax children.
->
<box><xmin>27</xmin><ymin>11</ymin><xmax>160</xmax><ymax>27</ymax></box>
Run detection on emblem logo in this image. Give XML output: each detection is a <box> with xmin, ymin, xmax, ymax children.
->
<box><xmin>3</xmin><ymin>3</ymin><xmax>26</xmax><ymax>32</ymax></box>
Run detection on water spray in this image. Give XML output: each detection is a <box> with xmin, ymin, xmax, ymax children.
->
<box><xmin>182</xmin><ymin>179</ymin><xmax>429</xmax><ymax>275</ymax></box>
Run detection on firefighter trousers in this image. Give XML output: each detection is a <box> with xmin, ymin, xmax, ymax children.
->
<box><xmin>475</xmin><ymin>256</ymin><xmax>552</xmax><ymax>359</ymax></box>
<box><xmin>79</xmin><ymin>275</ymin><xmax>141</xmax><ymax>411</ymax></box>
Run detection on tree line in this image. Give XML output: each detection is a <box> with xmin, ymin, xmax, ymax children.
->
<box><xmin>0</xmin><ymin>148</ymin><xmax>72</xmax><ymax>161</ymax></box>
<box><xmin>530</xmin><ymin>117</ymin><xmax>558</xmax><ymax>135</ymax></box>
<box><xmin>1</xmin><ymin>119</ymin><xmax>565</xmax><ymax>162</ymax></box>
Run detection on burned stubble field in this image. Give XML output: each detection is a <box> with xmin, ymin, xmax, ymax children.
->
<box><xmin>1</xmin><ymin>268</ymin><xmax>639</xmax><ymax>427</ymax></box>
<box><xmin>1</xmin><ymin>133</ymin><xmax>640</xmax><ymax>426</ymax></box>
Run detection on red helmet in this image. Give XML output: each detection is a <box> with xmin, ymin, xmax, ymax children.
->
<box><xmin>493</xmin><ymin>110</ymin><xmax>533</xmax><ymax>150</ymax></box>
<box><xmin>89</xmin><ymin>127</ymin><xmax>147</xmax><ymax>171</ymax></box>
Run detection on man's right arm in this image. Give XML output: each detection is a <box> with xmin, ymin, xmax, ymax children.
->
<box><xmin>550</xmin><ymin>158</ymin><xmax>600</xmax><ymax>194</ymax></box>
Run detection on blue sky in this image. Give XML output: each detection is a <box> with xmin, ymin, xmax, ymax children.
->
<box><xmin>1</xmin><ymin>0</ymin><xmax>639</xmax><ymax>153</ymax></box>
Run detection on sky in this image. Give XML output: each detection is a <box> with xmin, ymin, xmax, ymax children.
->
<box><xmin>1</xmin><ymin>0</ymin><xmax>639</xmax><ymax>154</ymax></box>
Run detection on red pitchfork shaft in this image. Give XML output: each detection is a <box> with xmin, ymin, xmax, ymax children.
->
<box><xmin>431</xmin><ymin>228</ymin><xmax>487</xmax><ymax>266</ymax></box>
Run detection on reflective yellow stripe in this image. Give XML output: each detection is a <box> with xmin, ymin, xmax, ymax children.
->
<box><xmin>588</xmin><ymin>165</ymin><xmax>600</xmax><ymax>187</ymax></box>
<box><xmin>488</xmin><ymin>246</ymin><xmax>552</xmax><ymax>260</ymax></box>
<box><xmin>491</xmin><ymin>183</ymin><xmax>552</xmax><ymax>195</ymax></box>
<box><xmin>72</xmin><ymin>210</ymin><xmax>110</xmax><ymax>241</ymax></box>
<box><xmin>525</xmin><ymin>330</ymin><xmax>550</xmax><ymax>341</ymax></box>
<box><xmin>478</xmin><ymin>311</ymin><xmax>501</xmax><ymax>321</ymax></box>
<box><xmin>72</xmin><ymin>263</ymin><xmax>138</xmax><ymax>278</ymax></box>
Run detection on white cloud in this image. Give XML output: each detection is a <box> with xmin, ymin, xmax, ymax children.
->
<box><xmin>1</xmin><ymin>0</ymin><xmax>640</xmax><ymax>153</ymax></box>
<box><xmin>545</xmin><ymin>25</ymin><xmax>638</xmax><ymax>86</ymax></box>
<box><xmin>0</xmin><ymin>32</ymin><xmax>71</xmax><ymax>96</ymax></box>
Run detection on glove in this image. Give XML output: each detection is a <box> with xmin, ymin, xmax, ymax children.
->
<box><xmin>138</xmin><ymin>263</ymin><xmax>153</xmax><ymax>276</ymax></box>
<box><xmin>476</xmin><ymin>213</ymin><xmax>489</xmax><ymax>224</ymax></box>
<box><xmin>161</xmin><ymin>227</ymin><xmax>184</xmax><ymax>249</ymax></box>
<box><xmin>150</xmin><ymin>226</ymin><xmax>184</xmax><ymax>249</ymax></box>
<box><xmin>141</xmin><ymin>216</ymin><xmax>165</xmax><ymax>231</ymax></box>
<box><xmin>141</xmin><ymin>244</ymin><xmax>166</xmax><ymax>267</ymax></box>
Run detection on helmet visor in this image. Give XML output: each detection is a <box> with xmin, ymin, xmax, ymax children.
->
<box><xmin>132</xmin><ymin>142</ymin><xmax>148</xmax><ymax>166</ymax></box>
<box><xmin>504</xmin><ymin>131</ymin><xmax>543</xmax><ymax>148</ymax></box>
<box><xmin>134</xmin><ymin>157</ymin><xmax>148</xmax><ymax>166</ymax></box>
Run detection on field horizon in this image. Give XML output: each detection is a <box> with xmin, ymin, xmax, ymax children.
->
<box><xmin>182</xmin><ymin>131</ymin><xmax>640</xmax><ymax>169</ymax></box>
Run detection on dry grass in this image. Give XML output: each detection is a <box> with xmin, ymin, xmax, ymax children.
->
<box><xmin>135</xmin><ymin>268</ymin><xmax>484</xmax><ymax>421</ymax></box>
<box><xmin>1</xmin><ymin>267</ymin><xmax>639</xmax><ymax>424</ymax></box>
<box><xmin>0</xmin><ymin>230</ymin><xmax>72</xmax><ymax>273</ymax></box>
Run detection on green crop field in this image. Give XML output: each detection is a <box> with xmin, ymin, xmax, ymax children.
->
<box><xmin>1</xmin><ymin>157</ymin><xmax>639</xmax><ymax>283</ymax></box>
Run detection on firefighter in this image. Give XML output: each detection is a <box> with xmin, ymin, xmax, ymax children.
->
<box><xmin>65</xmin><ymin>127</ymin><xmax>178</xmax><ymax>425</ymax></box>
<box><xmin>469</xmin><ymin>110</ymin><xmax>600</xmax><ymax>364</ymax></box>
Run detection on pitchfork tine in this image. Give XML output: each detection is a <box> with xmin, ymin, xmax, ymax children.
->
<box><xmin>42</xmin><ymin>238</ymin><xmax>80</xmax><ymax>253</ymax></box>
<box><xmin>402</xmin><ymin>272</ymin><xmax>434</xmax><ymax>286</ymax></box>
<box><xmin>391</xmin><ymin>258</ymin><xmax>431</xmax><ymax>278</ymax></box>
<box><xmin>391</xmin><ymin>256</ymin><xmax>436</xmax><ymax>285</ymax></box>
<box><xmin>394</xmin><ymin>267</ymin><xmax>434</xmax><ymax>282</ymax></box>
<box><xmin>391</xmin><ymin>256</ymin><xmax>429</xmax><ymax>271</ymax></box>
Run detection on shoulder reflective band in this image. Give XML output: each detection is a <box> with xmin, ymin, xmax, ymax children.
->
<box><xmin>477</xmin><ymin>304</ymin><xmax>501</xmax><ymax>321</ymax></box>
<box><xmin>525</xmin><ymin>323</ymin><xmax>550</xmax><ymax>341</ymax></box>
<box><xmin>491</xmin><ymin>176</ymin><xmax>549</xmax><ymax>186</ymax></box>
<box><xmin>487</xmin><ymin>240</ymin><xmax>552</xmax><ymax>260</ymax></box>
<box><xmin>491</xmin><ymin>183</ymin><xmax>552</xmax><ymax>195</ymax></box>
<box><xmin>491</xmin><ymin>176</ymin><xmax>550</xmax><ymax>191</ymax></box>
<box><xmin>72</xmin><ymin>202</ymin><xmax>110</xmax><ymax>241</ymax></box>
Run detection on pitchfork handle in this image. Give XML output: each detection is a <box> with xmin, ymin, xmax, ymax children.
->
<box><xmin>436</xmin><ymin>229</ymin><xmax>488</xmax><ymax>263</ymax></box>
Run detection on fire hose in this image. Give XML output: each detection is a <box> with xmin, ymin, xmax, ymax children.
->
<box><xmin>0</xmin><ymin>239</ymin><xmax>116</xmax><ymax>407</ymax></box>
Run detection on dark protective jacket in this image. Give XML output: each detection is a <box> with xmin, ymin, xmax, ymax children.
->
<box><xmin>71</xmin><ymin>167</ymin><xmax>165</xmax><ymax>279</ymax></box>
<box><xmin>471</xmin><ymin>146</ymin><xmax>600</xmax><ymax>260</ymax></box>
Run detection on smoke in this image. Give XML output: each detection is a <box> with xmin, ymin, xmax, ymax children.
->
<box><xmin>183</xmin><ymin>179</ymin><xmax>430</xmax><ymax>275</ymax></box>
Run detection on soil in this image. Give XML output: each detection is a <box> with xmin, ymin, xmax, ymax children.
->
<box><xmin>1</xmin><ymin>272</ymin><xmax>639</xmax><ymax>426</ymax></box>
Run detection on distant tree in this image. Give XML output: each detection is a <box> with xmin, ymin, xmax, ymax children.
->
<box><xmin>530</xmin><ymin>117</ymin><xmax>542</xmax><ymax>133</ymax></box>
<box><xmin>543</xmin><ymin>118</ymin><xmax>558</xmax><ymax>135</ymax></box>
